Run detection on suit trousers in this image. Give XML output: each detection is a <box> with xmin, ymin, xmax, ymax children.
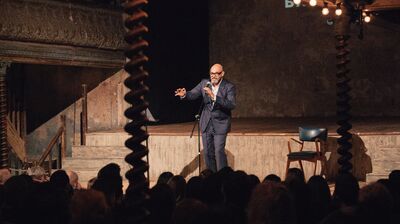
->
<box><xmin>202</xmin><ymin>120</ymin><xmax>228</xmax><ymax>172</ymax></box>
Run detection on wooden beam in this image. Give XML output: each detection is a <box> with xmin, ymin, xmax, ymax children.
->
<box><xmin>0</xmin><ymin>40</ymin><xmax>125</xmax><ymax>69</ymax></box>
<box><xmin>368</xmin><ymin>0</ymin><xmax>400</xmax><ymax>11</ymax></box>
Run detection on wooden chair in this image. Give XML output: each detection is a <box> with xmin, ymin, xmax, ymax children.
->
<box><xmin>286</xmin><ymin>127</ymin><xmax>328</xmax><ymax>178</ymax></box>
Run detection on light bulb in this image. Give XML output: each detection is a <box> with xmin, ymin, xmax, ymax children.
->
<box><xmin>322</xmin><ymin>7</ymin><xmax>329</xmax><ymax>15</ymax></box>
<box><xmin>364</xmin><ymin>15</ymin><xmax>371</xmax><ymax>23</ymax></box>
<box><xmin>362</xmin><ymin>11</ymin><xmax>367</xmax><ymax>17</ymax></box>
<box><xmin>335</xmin><ymin>8</ymin><xmax>342</xmax><ymax>16</ymax></box>
<box><xmin>309</xmin><ymin>0</ymin><xmax>317</xmax><ymax>7</ymax></box>
<box><xmin>293</xmin><ymin>0</ymin><xmax>301</xmax><ymax>5</ymax></box>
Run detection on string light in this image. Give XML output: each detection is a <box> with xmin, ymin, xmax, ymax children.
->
<box><xmin>322</xmin><ymin>2</ymin><xmax>329</xmax><ymax>16</ymax></box>
<box><xmin>293</xmin><ymin>0</ymin><xmax>301</xmax><ymax>5</ymax></box>
<box><xmin>335</xmin><ymin>3</ymin><xmax>342</xmax><ymax>16</ymax></box>
<box><xmin>292</xmin><ymin>0</ymin><xmax>374</xmax><ymax>39</ymax></box>
<box><xmin>364</xmin><ymin>14</ymin><xmax>371</xmax><ymax>23</ymax></box>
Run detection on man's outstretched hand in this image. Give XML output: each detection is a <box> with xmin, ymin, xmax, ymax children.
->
<box><xmin>175</xmin><ymin>88</ymin><xmax>186</xmax><ymax>97</ymax></box>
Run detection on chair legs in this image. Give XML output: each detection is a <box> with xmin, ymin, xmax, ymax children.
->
<box><xmin>298</xmin><ymin>161</ymin><xmax>304</xmax><ymax>173</ymax></box>
<box><xmin>286</xmin><ymin>158</ymin><xmax>327</xmax><ymax>179</ymax></box>
<box><xmin>285</xmin><ymin>159</ymin><xmax>291</xmax><ymax>179</ymax></box>
<box><xmin>313</xmin><ymin>160</ymin><xmax>317</xmax><ymax>175</ymax></box>
<box><xmin>285</xmin><ymin>160</ymin><xmax>305</xmax><ymax>179</ymax></box>
<box><xmin>320</xmin><ymin>156</ymin><xmax>328</xmax><ymax>176</ymax></box>
<box><xmin>314</xmin><ymin>158</ymin><xmax>327</xmax><ymax>177</ymax></box>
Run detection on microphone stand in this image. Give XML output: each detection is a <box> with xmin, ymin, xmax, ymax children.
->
<box><xmin>190</xmin><ymin>100</ymin><xmax>204</xmax><ymax>175</ymax></box>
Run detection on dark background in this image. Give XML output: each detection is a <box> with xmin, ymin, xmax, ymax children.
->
<box><xmin>144</xmin><ymin>0</ymin><xmax>209</xmax><ymax>124</ymax></box>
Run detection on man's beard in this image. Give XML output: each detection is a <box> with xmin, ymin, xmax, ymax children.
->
<box><xmin>211</xmin><ymin>78</ymin><xmax>221</xmax><ymax>85</ymax></box>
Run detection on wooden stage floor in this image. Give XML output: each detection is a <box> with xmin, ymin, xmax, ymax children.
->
<box><xmin>146</xmin><ymin>117</ymin><xmax>400</xmax><ymax>136</ymax></box>
<box><xmin>81</xmin><ymin>117</ymin><xmax>400</xmax><ymax>183</ymax></box>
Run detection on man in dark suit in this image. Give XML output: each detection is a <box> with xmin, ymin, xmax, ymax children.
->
<box><xmin>175</xmin><ymin>64</ymin><xmax>236</xmax><ymax>172</ymax></box>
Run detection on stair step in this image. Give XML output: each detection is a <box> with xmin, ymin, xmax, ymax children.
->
<box><xmin>63</xmin><ymin>158</ymin><xmax>131</xmax><ymax>171</ymax></box>
<box><xmin>71</xmin><ymin>146</ymin><xmax>131</xmax><ymax>158</ymax></box>
<box><xmin>86</xmin><ymin>132</ymin><xmax>129</xmax><ymax>146</ymax></box>
<box><xmin>366</xmin><ymin>173</ymin><xmax>390</xmax><ymax>183</ymax></box>
<box><xmin>63</xmin><ymin>157</ymin><xmax>132</xmax><ymax>189</ymax></box>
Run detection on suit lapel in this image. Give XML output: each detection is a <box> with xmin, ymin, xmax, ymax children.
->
<box><xmin>202</xmin><ymin>80</ymin><xmax>213</xmax><ymax>108</ymax></box>
<box><xmin>217</xmin><ymin>79</ymin><xmax>226</xmax><ymax>98</ymax></box>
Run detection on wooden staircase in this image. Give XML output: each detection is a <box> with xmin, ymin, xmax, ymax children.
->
<box><xmin>62</xmin><ymin>132</ymin><xmax>131</xmax><ymax>187</ymax></box>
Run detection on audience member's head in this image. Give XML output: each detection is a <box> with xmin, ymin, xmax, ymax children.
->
<box><xmin>358</xmin><ymin>182</ymin><xmax>393</xmax><ymax>224</ymax></box>
<box><xmin>222</xmin><ymin>170</ymin><xmax>251</xmax><ymax>209</ymax></box>
<box><xmin>285</xmin><ymin>167</ymin><xmax>305</xmax><ymax>184</ymax></box>
<box><xmin>247</xmin><ymin>182</ymin><xmax>296</xmax><ymax>224</ymax></box>
<box><xmin>263</xmin><ymin>174</ymin><xmax>281</xmax><ymax>183</ymax></box>
<box><xmin>0</xmin><ymin>168</ymin><xmax>11</xmax><ymax>185</ymax></box>
<box><xmin>27</xmin><ymin>165</ymin><xmax>47</xmax><ymax>182</ymax></box>
<box><xmin>307</xmin><ymin>175</ymin><xmax>331</xmax><ymax>198</ymax></box>
<box><xmin>157</xmin><ymin>171</ymin><xmax>174</xmax><ymax>185</ymax></box>
<box><xmin>217</xmin><ymin>166</ymin><xmax>234</xmax><ymax>178</ymax></box>
<box><xmin>70</xmin><ymin>189</ymin><xmax>110</xmax><ymax>224</ymax></box>
<box><xmin>87</xmin><ymin>177</ymin><xmax>97</xmax><ymax>189</ymax></box>
<box><xmin>67</xmin><ymin>170</ymin><xmax>82</xmax><ymax>190</ymax></box>
<box><xmin>332</xmin><ymin>173</ymin><xmax>359</xmax><ymax>208</ymax></box>
<box><xmin>50</xmin><ymin>170</ymin><xmax>70</xmax><ymax>189</ymax></box>
<box><xmin>167</xmin><ymin>175</ymin><xmax>186</xmax><ymax>203</ymax></box>
<box><xmin>149</xmin><ymin>183</ymin><xmax>175</xmax><ymax>224</ymax></box>
<box><xmin>185</xmin><ymin>176</ymin><xmax>204</xmax><ymax>201</ymax></box>
<box><xmin>307</xmin><ymin>175</ymin><xmax>332</xmax><ymax>223</ymax></box>
<box><xmin>284</xmin><ymin>168</ymin><xmax>310</xmax><ymax>224</ymax></box>
<box><xmin>172</xmin><ymin>199</ymin><xmax>209</xmax><ymax>224</ymax></box>
<box><xmin>200</xmin><ymin>169</ymin><xmax>214</xmax><ymax>179</ymax></box>
<box><xmin>202</xmin><ymin>173</ymin><xmax>223</xmax><ymax>205</ymax></box>
<box><xmin>248</xmin><ymin>174</ymin><xmax>261</xmax><ymax>191</ymax></box>
<box><xmin>388</xmin><ymin>169</ymin><xmax>400</xmax><ymax>214</ymax></box>
<box><xmin>2</xmin><ymin>175</ymin><xmax>33</xmax><ymax>223</ymax></box>
<box><xmin>389</xmin><ymin>170</ymin><xmax>400</xmax><ymax>186</ymax></box>
<box><xmin>92</xmin><ymin>163</ymin><xmax>123</xmax><ymax>207</ymax></box>
<box><xmin>3</xmin><ymin>174</ymin><xmax>32</xmax><ymax>204</ymax></box>
<box><xmin>97</xmin><ymin>163</ymin><xmax>121</xmax><ymax>180</ymax></box>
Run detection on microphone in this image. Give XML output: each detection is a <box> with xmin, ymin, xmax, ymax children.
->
<box><xmin>205</xmin><ymin>81</ymin><xmax>214</xmax><ymax>102</ymax></box>
<box><xmin>206</xmin><ymin>81</ymin><xmax>212</xmax><ymax>89</ymax></box>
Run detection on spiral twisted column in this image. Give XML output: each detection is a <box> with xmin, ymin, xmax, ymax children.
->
<box><xmin>0</xmin><ymin>62</ymin><xmax>10</xmax><ymax>169</ymax></box>
<box><xmin>122</xmin><ymin>0</ymin><xmax>150</xmax><ymax>223</ymax></box>
<box><xmin>334</xmin><ymin>1</ymin><xmax>353</xmax><ymax>174</ymax></box>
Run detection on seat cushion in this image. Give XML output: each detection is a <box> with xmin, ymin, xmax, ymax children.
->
<box><xmin>287</xmin><ymin>151</ymin><xmax>317</xmax><ymax>159</ymax></box>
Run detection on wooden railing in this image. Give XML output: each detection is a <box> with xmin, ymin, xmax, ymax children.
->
<box><xmin>81</xmin><ymin>84</ymin><xmax>88</xmax><ymax>145</ymax></box>
<box><xmin>7</xmin><ymin>117</ymin><xmax>26</xmax><ymax>162</ymax></box>
<box><xmin>7</xmin><ymin>90</ymin><xmax>27</xmax><ymax>166</ymax></box>
<box><xmin>37</xmin><ymin>115</ymin><xmax>66</xmax><ymax>173</ymax></box>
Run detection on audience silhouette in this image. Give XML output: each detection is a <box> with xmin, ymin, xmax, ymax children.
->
<box><xmin>1</xmin><ymin>164</ymin><xmax>399</xmax><ymax>224</ymax></box>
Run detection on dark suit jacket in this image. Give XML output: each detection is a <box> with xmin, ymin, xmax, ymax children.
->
<box><xmin>186</xmin><ymin>79</ymin><xmax>236</xmax><ymax>134</ymax></box>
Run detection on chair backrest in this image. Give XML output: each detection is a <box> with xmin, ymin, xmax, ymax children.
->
<box><xmin>299</xmin><ymin>127</ymin><xmax>327</xmax><ymax>142</ymax></box>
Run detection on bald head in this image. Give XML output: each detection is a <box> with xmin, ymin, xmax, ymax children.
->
<box><xmin>67</xmin><ymin>170</ymin><xmax>81</xmax><ymax>189</ymax></box>
<box><xmin>211</xmin><ymin>64</ymin><xmax>223</xmax><ymax>72</ymax></box>
<box><xmin>209</xmin><ymin>63</ymin><xmax>224</xmax><ymax>85</ymax></box>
